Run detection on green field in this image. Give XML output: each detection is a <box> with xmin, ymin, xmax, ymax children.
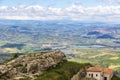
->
<box><xmin>67</xmin><ymin>47</ymin><xmax>120</xmax><ymax>76</ymax></box>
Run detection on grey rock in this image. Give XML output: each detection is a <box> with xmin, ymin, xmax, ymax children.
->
<box><xmin>0</xmin><ymin>51</ymin><xmax>66</xmax><ymax>80</ymax></box>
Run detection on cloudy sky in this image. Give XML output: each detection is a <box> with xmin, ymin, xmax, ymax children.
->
<box><xmin>0</xmin><ymin>0</ymin><xmax>120</xmax><ymax>22</ymax></box>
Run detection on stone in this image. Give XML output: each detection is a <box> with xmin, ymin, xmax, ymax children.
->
<box><xmin>0</xmin><ymin>50</ymin><xmax>66</xmax><ymax>80</ymax></box>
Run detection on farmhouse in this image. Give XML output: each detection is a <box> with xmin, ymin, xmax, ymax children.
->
<box><xmin>86</xmin><ymin>66</ymin><xmax>114</xmax><ymax>80</ymax></box>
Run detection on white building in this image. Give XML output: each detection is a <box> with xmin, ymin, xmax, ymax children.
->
<box><xmin>86</xmin><ymin>67</ymin><xmax>114</xmax><ymax>80</ymax></box>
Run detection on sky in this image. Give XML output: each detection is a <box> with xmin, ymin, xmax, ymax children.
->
<box><xmin>0</xmin><ymin>0</ymin><xmax>120</xmax><ymax>22</ymax></box>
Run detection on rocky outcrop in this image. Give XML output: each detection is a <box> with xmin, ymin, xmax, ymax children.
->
<box><xmin>71</xmin><ymin>66</ymin><xmax>92</xmax><ymax>80</ymax></box>
<box><xmin>0</xmin><ymin>51</ymin><xmax>66</xmax><ymax>80</ymax></box>
<box><xmin>71</xmin><ymin>67</ymin><xmax>87</xmax><ymax>80</ymax></box>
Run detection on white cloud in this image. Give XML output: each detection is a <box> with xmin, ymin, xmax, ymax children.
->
<box><xmin>0</xmin><ymin>5</ymin><xmax>120</xmax><ymax>22</ymax></box>
<box><xmin>98</xmin><ymin>0</ymin><xmax>120</xmax><ymax>3</ymax></box>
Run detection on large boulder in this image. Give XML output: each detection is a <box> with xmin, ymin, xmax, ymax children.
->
<box><xmin>0</xmin><ymin>51</ymin><xmax>66</xmax><ymax>80</ymax></box>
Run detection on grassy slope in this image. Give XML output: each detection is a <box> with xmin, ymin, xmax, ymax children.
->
<box><xmin>36</xmin><ymin>61</ymin><xmax>120</xmax><ymax>80</ymax></box>
<box><xmin>35</xmin><ymin>61</ymin><xmax>90</xmax><ymax>80</ymax></box>
<box><xmin>112</xmin><ymin>75</ymin><xmax>120</xmax><ymax>80</ymax></box>
<box><xmin>0</xmin><ymin>61</ymin><xmax>120</xmax><ymax>80</ymax></box>
<box><xmin>0</xmin><ymin>61</ymin><xmax>90</xmax><ymax>80</ymax></box>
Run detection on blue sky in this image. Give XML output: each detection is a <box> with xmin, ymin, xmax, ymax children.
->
<box><xmin>0</xmin><ymin>0</ymin><xmax>119</xmax><ymax>7</ymax></box>
<box><xmin>0</xmin><ymin>0</ymin><xmax>120</xmax><ymax>22</ymax></box>
<box><xmin>0</xmin><ymin>0</ymin><xmax>76</xmax><ymax>8</ymax></box>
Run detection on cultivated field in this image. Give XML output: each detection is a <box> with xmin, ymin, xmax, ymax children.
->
<box><xmin>68</xmin><ymin>48</ymin><xmax>120</xmax><ymax>76</ymax></box>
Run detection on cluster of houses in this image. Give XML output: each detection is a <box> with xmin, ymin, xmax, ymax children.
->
<box><xmin>86</xmin><ymin>66</ymin><xmax>114</xmax><ymax>80</ymax></box>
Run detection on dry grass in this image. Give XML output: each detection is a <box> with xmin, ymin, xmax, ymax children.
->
<box><xmin>2</xmin><ymin>48</ymin><xmax>19</xmax><ymax>53</ymax></box>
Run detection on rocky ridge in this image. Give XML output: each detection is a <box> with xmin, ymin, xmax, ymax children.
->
<box><xmin>0</xmin><ymin>51</ymin><xmax>66</xmax><ymax>80</ymax></box>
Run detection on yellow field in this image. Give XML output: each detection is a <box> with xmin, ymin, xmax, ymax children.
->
<box><xmin>2</xmin><ymin>48</ymin><xmax>19</xmax><ymax>53</ymax></box>
<box><xmin>109</xmin><ymin>65</ymin><xmax>120</xmax><ymax>69</ymax></box>
<box><xmin>109</xmin><ymin>56</ymin><xmax>119</xmax><ymax>60</ymax></box>
<box><xmin>89</xmin><ymin>52</ymin><xmax>111</xmax><ymax>58</ymax></box>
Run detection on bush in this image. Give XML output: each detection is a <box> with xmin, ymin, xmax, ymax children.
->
<box><xmin>13</xmin><ymin>54</ymin><xmax>18</xmax><ymax>58</ymax></box>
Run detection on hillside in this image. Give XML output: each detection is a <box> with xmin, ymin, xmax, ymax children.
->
<box><xmin>0</xmin><ymin>51</ymin><xmax>66</xmax><ymax>80</ymax></box>
<box><xmin>35</xmin><ymin>62</ymin><xmax>90</xmax><ymax>80</ymax></box>
<box><xmin>0</xmin><ymin>51</ymin><xmax>91</xmax><ymax>80</ymax></box>
<box><xmin>0</xmin><ymin>51</ymin><xmax>120</xmax><ymax>80</ymax></box>
<box><xmin>112</xmin><ymin>75</ymin><xmax>120</xmax><ymax>80</ymax></box>
<box><xmin>0</xmin><ymin>50</ymin><xmax>91</xmax><ymax>80</ymax></box>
